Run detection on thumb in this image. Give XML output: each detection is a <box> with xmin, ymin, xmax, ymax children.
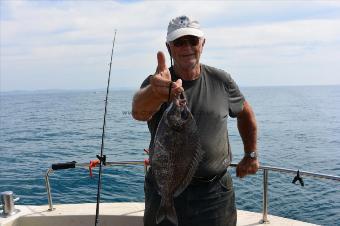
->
<box><xmin>157</xmin><ymin>51</ymin><xmax>167</xmax><ymax>72</ymax></box>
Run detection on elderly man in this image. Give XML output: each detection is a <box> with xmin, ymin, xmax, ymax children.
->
<box><xmin>132</xmin><ymin>15</ymin><xmax>258</xmax><ymax>226</ymax></box>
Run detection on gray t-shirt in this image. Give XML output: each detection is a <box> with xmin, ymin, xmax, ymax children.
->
<box><xmin>141</xmin><ymin>64</ymin><xmax>245</xmax><ymax>177</ymax></box>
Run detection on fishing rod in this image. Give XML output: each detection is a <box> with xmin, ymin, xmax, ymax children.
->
<box><xmin>94</xmin><ymin>29</ymin><xmax>117</xmax><ymax>226</ymax></box>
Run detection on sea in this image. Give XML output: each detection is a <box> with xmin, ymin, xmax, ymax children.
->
<box><xmin>0</xmin><ymin>85</ymin><xmax>339</xmax><ymax>225</ymax></box>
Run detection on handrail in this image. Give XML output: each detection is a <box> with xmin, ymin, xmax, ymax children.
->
<box><xmin>45</xmin><ymin>161</ymin><xmax>340</xmax><ymax>223</ymax></box>
<box><xmin>229</xmin><ymin>163</ymin><xmax>339</xmax><ymax>223</ymax></box>
<box><xmin>230</xmin><ymin>163</ymin><xmax>340</xmax><ymax>181</ymax></box>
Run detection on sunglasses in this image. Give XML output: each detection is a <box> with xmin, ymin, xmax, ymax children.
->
<box><xmin>171</xmin><ymin>36</ymin><xmax>200</xmax><ymax>47</ymax></box>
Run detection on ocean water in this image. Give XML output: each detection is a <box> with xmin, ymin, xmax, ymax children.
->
<box><xmin>0</xmin><ymin>86</ymin><xmax>339</xmax><ymax>225</ymax></box>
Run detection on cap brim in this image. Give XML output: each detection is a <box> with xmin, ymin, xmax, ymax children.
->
<box><xmin>166</xmin><ymin>28</ymin><xmax>204</xmax><ymax>42</ymax></box>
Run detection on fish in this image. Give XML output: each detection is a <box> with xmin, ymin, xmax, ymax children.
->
<box><xmin>150</xmin><ymin>96</ymin><xmax>203</xmax><ymax>225</ymax></box>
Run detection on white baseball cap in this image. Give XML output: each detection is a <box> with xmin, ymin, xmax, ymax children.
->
<box><xmin>166</xmin><ymin>15</ymin><xmax>204</xmax><ymax>42</ymax></box>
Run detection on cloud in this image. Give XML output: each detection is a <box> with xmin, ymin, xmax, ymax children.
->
<box><xmin>204</xmin><ymin>18</ymin><xmax>340</xmax><ymax>63</ymax></box>
<box><xmin>1</xmin><ymin>0</ymin><xmax>340</xmax><ymax>91</ymax></box>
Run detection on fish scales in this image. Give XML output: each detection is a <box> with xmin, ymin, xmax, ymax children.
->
<box><xmin>150</xmin><ymin>98</ymin><xmax>203</xmax><ymax>225</ymax></box>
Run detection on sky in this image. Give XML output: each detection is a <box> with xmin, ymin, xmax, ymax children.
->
<box><xmin>1</xmin><ymin>0</ymin><xmax>340</xmax><ymax>92</ymax></box>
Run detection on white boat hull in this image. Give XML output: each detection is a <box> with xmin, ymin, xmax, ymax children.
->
<box><xmin>0</xmin><ymin>202</ymin><xmax>318</xmax><ymax>226</ymax></box>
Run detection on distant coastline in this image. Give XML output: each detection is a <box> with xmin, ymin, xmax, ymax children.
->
<box><xmin>0</xmin><ymin>87</ymin><xmax>136</xmax><ymax>94</ymax></box>
<box><xmin>1</xmin><ymin>84</ymin><xmax>340</xmax><ymax>94</ymax></box>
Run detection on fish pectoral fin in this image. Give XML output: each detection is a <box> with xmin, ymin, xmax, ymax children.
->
<box><xmin>156</xmin><ymin>198</ymin><xmax>178</xmax><ymax>226</ymax></box>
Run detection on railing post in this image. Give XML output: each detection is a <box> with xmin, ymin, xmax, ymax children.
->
<box><xmin>45</xmin><ymin>169</ymin><xmax>55</xmax><ymax>211</ymax></box>
<box><xmin>261</xmin><ymin>169</ymin><xmax>270</xmax><ymax>224</ymax></box>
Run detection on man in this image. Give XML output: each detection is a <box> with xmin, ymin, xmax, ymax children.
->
<box><xmin>132</xmin><ymin>15</ymin><xmax>258</xmax><ymax>226</ymax></box>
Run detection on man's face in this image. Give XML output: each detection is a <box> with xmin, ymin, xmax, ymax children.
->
<box><xmin>168</xmin><ymin>35</ymin><xmax>205</xmax><ymax>70</ymax></box>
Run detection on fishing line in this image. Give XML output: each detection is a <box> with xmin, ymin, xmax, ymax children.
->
<box><xmin>94</xmin><ymin>29</ymin><xmax>117</xmax><ymax>226</ymax></box>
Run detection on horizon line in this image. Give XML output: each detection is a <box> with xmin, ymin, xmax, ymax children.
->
<box><xmin>1</xmin><ymin>84</ymin><xmax>340</xmax><ymax>93</ymax></box>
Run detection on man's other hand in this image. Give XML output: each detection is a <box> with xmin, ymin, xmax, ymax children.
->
<box><xmin>236</xmin><ymin>157</ymin><xmax>259</xmax><ymax>178</ymax></box>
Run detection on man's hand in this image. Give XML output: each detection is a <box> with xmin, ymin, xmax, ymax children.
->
<box><xmin>150</xmin><ymin>51</ymin><xmax>183</xmax><ymax>101</ymax></box>
<box><xmin>236</xmin><ymin>157</ymin><xmax>259</xmax><ymax>178</ymax></box>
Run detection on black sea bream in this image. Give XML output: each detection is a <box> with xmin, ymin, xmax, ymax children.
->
<box><xmin>150</xmin><ymin>97</ymin><xmax>203</xmax><ymax>225</ymax></box>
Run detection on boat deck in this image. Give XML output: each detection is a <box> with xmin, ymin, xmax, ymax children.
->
<box><xmin>0</xmin><ymin>202</ymin><xmax>319</xmax><ymax>226</ymax></box>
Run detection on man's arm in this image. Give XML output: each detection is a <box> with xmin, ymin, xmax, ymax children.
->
<box><xmin>132</xmin><ymin>84</ymin><xmax>164</xmax><ymax>121</ymax></box>
<box><xmin>237</xmin><ymin>100</ymin><xmax>257</xmax><ymax>152</ymax></box>
<box><xmin>236</xmin><ymin>100</ymin><xmax>259</xmax><ymax>178</ymax></box>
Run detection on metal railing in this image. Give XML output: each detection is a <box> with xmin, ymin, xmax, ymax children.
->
<box><xmin>45</xmin><ymin>160</ymin><xmax>147</xmax><ymax>211</ymax></box>
<box><xmin>45</xmin><ymin>161</ymin><xmax>340</xmax><ymax>223</ymax></box>
<box><xmin>229</xmin><ymin>163</ymin><xmax>340</xmax><ymax>223</ymax></box>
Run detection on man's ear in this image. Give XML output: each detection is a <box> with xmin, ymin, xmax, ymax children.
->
<box><xmin>166</xmin><ymin>43</ymin><xmax>172</xmax><ymax>57</ymax></box>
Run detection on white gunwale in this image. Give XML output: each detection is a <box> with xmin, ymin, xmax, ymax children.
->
<box><xmin>0</xmin><ymin>202</ymin><xmax>319</xmax><ymax>226</ymax></box>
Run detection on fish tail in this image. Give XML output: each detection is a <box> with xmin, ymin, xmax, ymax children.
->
<box><xmin>156</xmin><ymin>198</ymin><xmax>178</xmax><ymax>225</ymax></box>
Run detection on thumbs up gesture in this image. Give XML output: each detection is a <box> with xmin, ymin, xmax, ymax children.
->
<box><xmin>150</xmin><ymin>51</ymin><xmax>184</xmax><ymax>102</ymax></box>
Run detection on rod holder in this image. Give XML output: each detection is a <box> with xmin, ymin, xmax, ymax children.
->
<box><xmin>0</xmin><ymin>191</ymin><xmax>20</xmax><ymax>217</ymax></box>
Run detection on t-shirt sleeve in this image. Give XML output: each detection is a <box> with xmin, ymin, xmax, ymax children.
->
<box><xmin>225</xmin><ymin>74</ymin><xmax>245</xmax><ymax>118</ymax></box>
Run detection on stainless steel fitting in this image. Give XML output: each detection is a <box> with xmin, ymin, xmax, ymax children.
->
<box><xmin>0</xmin><ymin>191</ymin><xmax>20</xmax><ymax>217</ymax></box>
